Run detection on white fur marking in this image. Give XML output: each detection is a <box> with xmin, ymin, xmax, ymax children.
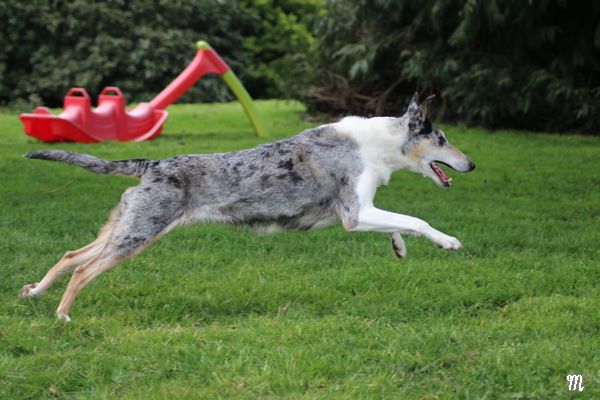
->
<box><xmin>351</xmin><ymin>207</ymin><xmax>462</xmax><ymax>250</ymax></box>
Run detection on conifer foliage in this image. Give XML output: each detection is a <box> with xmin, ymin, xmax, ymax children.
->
<box><xmin>304</xmin><ymin>0</ymin><xmax>599</xmax><ymax>132</ymax></box>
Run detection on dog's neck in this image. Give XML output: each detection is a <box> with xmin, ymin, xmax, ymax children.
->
<box><xmin>333</xmin><ymin>115</ymin><xmax>411</xmax><ymax>185</ymax></box>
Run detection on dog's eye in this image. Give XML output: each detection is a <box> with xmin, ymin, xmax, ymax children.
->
<box><xmin>437</xmin><ymin>135</ymin><xmax>446</xmax><ymax>146</ymax></box>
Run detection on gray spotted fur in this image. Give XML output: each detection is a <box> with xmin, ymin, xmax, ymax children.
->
<box><xmin>26</xmin><ymin>150</ymin><xmax>149</xmax><ymax>177</ymax></box>
<box><xmin>25</xmin><ymin>125</ymin><xmax>363</xmax><ymax>255</ymax></box>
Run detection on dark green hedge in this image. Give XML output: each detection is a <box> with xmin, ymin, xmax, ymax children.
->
<box><xmin>3</xmin><ymin>1</ymin><xmax>598</xmax><ymax>132</ymax></box>
<box><xmin>302</xmin><ymin>0</ymin><xmax>600</xmax><ymax>133</ymax></box>
<box><xmin>0</xmin><ymin>0</ymin><xmax>322</xmax><ymax>107</ymax></box>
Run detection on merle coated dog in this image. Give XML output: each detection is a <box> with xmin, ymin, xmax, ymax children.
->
<box><xmin>20</xmin><ymin>93</ymin><xmax>475</xmax><ymax>321</ymax></box>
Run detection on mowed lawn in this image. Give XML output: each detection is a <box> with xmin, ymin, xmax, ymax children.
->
<box><xmin>1</xmin><ymin>100</ymin><xmax>599</xmax><ymax>399</ymax></box>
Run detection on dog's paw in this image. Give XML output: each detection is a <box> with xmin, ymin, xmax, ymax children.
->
<box><xmin>437</xmin><ymin>235</ymin><xmax>463</xmax><ymax>250</ymax></box>
<box><xmin>389</xmin><ymin>232</ymin><xmax>407</xmax><ymax>259</ymax></box>
<box><xmin>19</xmin><ymin>283</ymin><xmax>39</xmax><ymax>298</ymax></box>
<box><xmin>56</xmin><ymin>311</ymin><xmax>71</xmax><ymax>322</ymax></box>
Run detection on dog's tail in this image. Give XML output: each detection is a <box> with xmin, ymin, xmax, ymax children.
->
<box><xmin>24</xmin><ymin>150</ymin><xmax>149</xmax><ymax>178</ymax></box>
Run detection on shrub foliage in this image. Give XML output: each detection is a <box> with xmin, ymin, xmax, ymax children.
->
<box><xmin>303</xmin><ymin>0</ymin><xmax>600</xmax><ymax>132</ymax></box>
<box><xmin>0</xmin><ymin>0</ymin><xmax>322</xmax><ymax>107</ymax></box>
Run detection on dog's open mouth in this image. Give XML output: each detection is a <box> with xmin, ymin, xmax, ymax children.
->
<box><xmin>430</xmin><ymin>161</ymin><xmax>452</xmax><ymax>186</ymax></box>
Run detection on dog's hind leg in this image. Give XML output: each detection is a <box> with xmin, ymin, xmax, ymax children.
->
<box><xmin>54</xmin><ymin>185</ymin><xmax>185</xmax><ymax>321</ymax></box>
<box><xmin>55</xmin><ymin>250</ymin><xmax>131</xmax><ymax>321</ymax></box>
<box><xmin>19</xmin><ymin>208</ymin><xmax>120</xmax><ymax>298</ymax></box>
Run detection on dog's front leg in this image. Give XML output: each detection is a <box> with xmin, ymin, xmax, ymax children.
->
<box><xmin>350</xmin><ymin>207</ymin><xmax>462</xmax><ymax>250</ymax></box>
<box><xmin>389</xmin><ymin>232</ymin><xmax>407</xmax><ymax>258</ymax></box>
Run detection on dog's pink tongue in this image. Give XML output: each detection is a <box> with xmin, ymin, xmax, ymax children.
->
<box><xmin>431</xmin><ymin>162</ymin><xmax>450</xmax><ymax>183</ymax></box>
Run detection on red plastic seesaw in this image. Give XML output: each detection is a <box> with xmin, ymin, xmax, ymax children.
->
<box><xmin>20</xmin><ymin>41</ymin><xmax>266</xmax><ymax>143</ymax></box>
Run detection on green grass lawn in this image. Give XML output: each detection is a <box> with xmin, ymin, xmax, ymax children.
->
<box><xmin>1</xmin><ymin>100</ymin><xmax>599</xmax><ymax>399</ymax></box>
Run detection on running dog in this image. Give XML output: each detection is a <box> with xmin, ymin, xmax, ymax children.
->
<box><xmin>19</xmin><ymin>93</ymin><xmax>475</xmax><ymax>321</ymax></box>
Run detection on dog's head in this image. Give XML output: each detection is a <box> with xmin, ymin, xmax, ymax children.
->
<box><xmin>399</xmin><ymin>92</ymin><xmax>475</xmax><ymax>187</ymax></box>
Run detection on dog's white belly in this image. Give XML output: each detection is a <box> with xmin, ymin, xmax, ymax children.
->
<box><xmin>250</xmin><ymin>213</ymin><xmax>338</xmax><ymax>235</ymax></box>
<box><xmin>253</xmin><ymin>223</ymin><xmax>285</xmax><ymax>235</ymax></box>
<box><xmin>310</xmin><ymin>215</ymin><xmax>338</xmax><ymax>230</ymax></box>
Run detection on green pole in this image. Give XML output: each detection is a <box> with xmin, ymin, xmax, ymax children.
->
<box><xmin>221</xmin><ymin>71</ymin><xmax>267</xmax><ymax>138</ymax></box>
<box><xmin>196</xmin><ymin>41</ymin><xmax>267</xmax><ymax>138</ymax></box>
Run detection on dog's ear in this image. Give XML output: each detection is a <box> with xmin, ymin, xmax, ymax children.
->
<box><xmin>419</xmin><ymin>94</ymin><xmax>436</xmax><ymax>120</ymax></box>
<box><xmin>407</xmin><ymin>92</ymin><xmax>420</xmax><ymax>116</ymax></box>
<box><xmin>407</xmin><ymin>92</ymin><xmax>435</xmax><ymax>124</ymax></box>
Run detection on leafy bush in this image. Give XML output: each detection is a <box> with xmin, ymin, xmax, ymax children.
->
<box><xmin>239</xmin><ymin>0</ymin><xmax>324</xmax><ymax>98</ymax></box>
<box><xmin>0</xmin><ymin>0</ymin><xmax>323</xmax><ymax>107</ymax></box>
<box><xmin>302</xmin><ymin>0</ymin><xmax>600</xmax><ymax>133</ymax></box>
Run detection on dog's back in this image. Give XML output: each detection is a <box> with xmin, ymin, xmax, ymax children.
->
<box><xmin>138</xmin><ymin>126</ymin><xmax>364</xmax><ymax>232</ymax></box>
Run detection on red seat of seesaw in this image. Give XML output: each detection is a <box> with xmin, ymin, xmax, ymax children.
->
<box><xmin>20</xmin><ymin>87</ymin><xmax>168</xmax><ymax>143</ymax></box>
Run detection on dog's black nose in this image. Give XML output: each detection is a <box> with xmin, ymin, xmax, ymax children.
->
<box><xmin>467</xmin><ymin>161</ymin><xmax>476</xmax><ymax>171</ymax></box>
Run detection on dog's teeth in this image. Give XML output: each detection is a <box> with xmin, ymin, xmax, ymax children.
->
<box><xmin>448</xmin><ymin>178</ymin><xmax>453</xmax><ymax>182</ymax></box>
